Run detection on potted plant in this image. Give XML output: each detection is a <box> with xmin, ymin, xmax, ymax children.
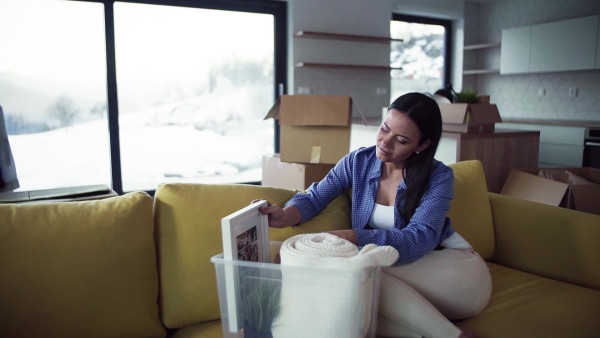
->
<box><xmin>455</xmin><ymin>87</ymin><xmax>479</xmax><ymax>103</ymax></box>
<box><xmin>243</xmin><ymin>277</ymin><xmax>281</xmax><ymax>338</ymax></box>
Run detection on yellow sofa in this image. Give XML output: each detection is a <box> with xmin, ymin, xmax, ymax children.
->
<box><xmin>1</xmin><ymin>160</ymin><xmax>599</xmax><ymax>338</ymax></box>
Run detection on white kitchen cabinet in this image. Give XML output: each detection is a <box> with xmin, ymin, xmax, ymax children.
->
<box><xmin>500</xmin><ymin>15</ymin><xmax>600</xmax><ymax>74</ymax></box>
<box><xmin>500</xmin><ymin>26</ymin><xmax>531</xmax><ymax>74</ymax></box>
<box><xmin>530</xmin><ymin>15</ymin><xmax>599</xmax><ymax>73</ymax></box>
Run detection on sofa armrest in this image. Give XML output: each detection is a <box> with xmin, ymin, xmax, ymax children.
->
<box><xmin>489</xmin><ymin>193</ymin><xmax>600</xmax><ymax>291</ymax></box>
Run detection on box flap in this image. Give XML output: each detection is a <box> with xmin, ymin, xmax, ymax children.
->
<box><xmin>351</xmin><ymin>99</ymin><xmax>368</xmax><ymax>126</ymax></box>
<box><xmin>538</xmin><ymin>169</ymin><xmax>571</xmax><ymax>184</ymax></box>
<box><xmin>500</xmin><ymin>169</ymin><xmax>569</xmax><ymax>207</ymax></box>
<box><xmin>560</xmin><ymin>167</ymin><xmax>600</xmax><ymax>184</ymax></box>
<box><xmin>468</xmin><ymin>104</ymin><xmax>502</xmax><ymax>124</ymax></box>
<box><xmin>538</xmin><ymin>169</ymin><xmax>594</xmax><ymax>186</ymax></box>
<box><xmin>264</xmin><ymin>98</ymin><xmax>281</xmax><ymax>120</ymax></box>
<box><xmin>439</xmin><ymin>103</ymin><xmax>468</xmax><ymax>124</ymax></box>
<box><xmin>278</xmin><ymin>95</ymin><xmax>351</xmax><ymax>127</ymax></box>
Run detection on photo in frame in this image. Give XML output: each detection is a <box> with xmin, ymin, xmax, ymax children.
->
<box><xmin>221</xmin><ymin>199</ymin><xmax>270</xmax><ymax>332</ymax></box>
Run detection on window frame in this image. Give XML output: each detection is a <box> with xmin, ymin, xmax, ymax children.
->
<box><xmin>71</xmin><ymin>0</ymin><xmax>287</xmax><ymax>194</ymax></box>
<box><xmin>391</xmin><ymin>13</ymin><xmax>452</xmax><ymax>89</ymax></box>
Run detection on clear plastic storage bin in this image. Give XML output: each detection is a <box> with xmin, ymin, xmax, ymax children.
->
<box><xmin>211</xmin><ymin>252</ymin><xmax>381</xmax><ymax>338</ymax></box>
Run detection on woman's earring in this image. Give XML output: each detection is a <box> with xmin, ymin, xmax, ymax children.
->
<box><xmin>416</xmin><ymin>150</ymin><xmax>420</xmax><ymax>154</ymax></box>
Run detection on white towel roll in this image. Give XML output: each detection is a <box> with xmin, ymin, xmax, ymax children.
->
<box><xmin>271</xmin><ymin>233</ymin><xmax>399</xmax><ymax>338</ymax></box>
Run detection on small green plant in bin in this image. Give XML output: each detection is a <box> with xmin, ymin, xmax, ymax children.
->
<box><xmin>243</xmin><ymin>276</ymin><xmax>281</xmax><ymax>338</ymax></box>
<box><xmin>456</xmin><ymin>87</ymin><xmax>479</xmax><ymax>103</ymax></box>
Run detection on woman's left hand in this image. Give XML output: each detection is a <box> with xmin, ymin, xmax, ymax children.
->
<box><xmin>327</xmin><ymin>229</ymin><xmax>358</xmax><ymax>245</ymax></box>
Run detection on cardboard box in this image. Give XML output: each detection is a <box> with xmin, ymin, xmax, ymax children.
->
<box><xmin>264</xmin><ymin>95</ymin><xmax>365</xmax><ymax>165</ymax></box>
<box><xmin>438</xmin><ymin>103</ymin><xmax>502</xmax><ymax>133</ymax></box>
<box><xmin>261</xmin><ymin>154</ymin><xmax>334</xmax><ymax>190</ymax></box>
<box><xmin>500</xmin><ymin>167</ymin><xmax>600</xmax><ymax>215</ymax></box>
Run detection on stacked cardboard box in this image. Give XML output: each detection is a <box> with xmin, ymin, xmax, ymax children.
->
<box><xmin>262</xmin><ymin>95</ymin><xmax>360</xmax><ymax>190</ymax></box>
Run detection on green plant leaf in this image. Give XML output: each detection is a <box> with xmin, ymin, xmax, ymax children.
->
<box><xmin>456</xmin><ymin>87</ymin><xmax>478</xmax><ymax>103</ymax></box>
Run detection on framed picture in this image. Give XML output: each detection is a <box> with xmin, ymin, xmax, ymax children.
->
<box><xmin>221</xmin><ymin>199</ymin><xmax>270</xmax><ymax>332</ymax></box>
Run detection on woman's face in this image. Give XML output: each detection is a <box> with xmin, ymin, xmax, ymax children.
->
<box><xmin>375</xmin><ymin>108</ymin><xmax>430</xmax><ymax>166</ymax></box>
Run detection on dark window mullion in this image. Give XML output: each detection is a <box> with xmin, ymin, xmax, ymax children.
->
<box><xmin>103</xmin><ymin>1</ymin><xmax>123</xmax><ymax>194</ymax></box>
<box><xmin>273</xmin><ymin>2</ymin><xmax>286</xmax><ymax>154</ymax></box>
<box><xmin>80</xmin><ymin>0</ymin><xmax>286</xmax><ymax>192</ymax></box>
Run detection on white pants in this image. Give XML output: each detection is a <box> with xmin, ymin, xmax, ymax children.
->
<box><xmin>376</xmin><ymin>248</ymin><xmax>492</xmax><ymax>338</ymax></box>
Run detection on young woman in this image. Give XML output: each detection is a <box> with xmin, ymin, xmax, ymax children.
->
<box><xmin>258</xmin><ymin>92</ymin><xmax>492</xmax><ymax>338</ymax></box>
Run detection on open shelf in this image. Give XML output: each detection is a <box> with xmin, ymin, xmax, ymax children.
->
<box><xmin>463</xmin><ymin>42</ymin><xmax>501</xmax><ymax>50</ymax></box>
<box><xmin>294</xmin><ymin>62</ymin><xmax>402</xmax><ymax>70</ymax></box>
<box><xmin>294</xmin><ymin>31</ymin><xmax>403</xmax><ymax>44</ymax></box>
<box><xmin>293</xmin><ymin>31</ymin><xmax>403</xmax><ymax>71</ymax></box>
<box><xmin>463</xmin><ymin>69</ymin><xmax>500</xmax><ymax>75</ymax></box>
<box><xmin>463</xmin><ymin>42</ymin><xmax>501</xmax><ymax>76</ymax></box>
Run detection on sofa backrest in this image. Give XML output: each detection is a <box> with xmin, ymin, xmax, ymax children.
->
<box><xmin>0</xmin><ymin>192</ymin><xmax>166</xmax><ymax>338</ymax></box>
<box><xmin>447</xmin><ymin>160</ymin><xmax>496</xmax><ymax>260</ymax></box>
<box><xmin>154</xmin><ymin>160</ymin><xmax>495</xmax><ymax>329</ymax></box>
<box><xmin>153</xmin><ymin>183</ymin><xmax>351</xmax><ymax>329</ymax></box>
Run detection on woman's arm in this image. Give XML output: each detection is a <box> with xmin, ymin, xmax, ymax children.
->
<box><xmin>328</xmin><ymin>229</ymin><xmax>358</xmax><ymax>244</ymax></box>
<box><xmin>256</xmin><ymin>150</ymin><xmax>357</xmax><ymax>229</ymax></box>
<box><xmin>256</xmin><ymin>201</ymin><xmax>302</xmax><ymax>228</ymax></box>
<box><xmin>284</xmin><ymin>151</ymin><xmax>355</xmax><ymax>224</ymax></box>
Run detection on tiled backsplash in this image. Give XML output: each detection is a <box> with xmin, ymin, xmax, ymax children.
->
<box><xmin>479</xmin><ymin>71</ymin><xmax>600</xmax><ymax>120</ymax></box>
<box><xmin>475</xmin><ymin>0</ymin><xmax>600</xmax><ymax>121</ymax></box>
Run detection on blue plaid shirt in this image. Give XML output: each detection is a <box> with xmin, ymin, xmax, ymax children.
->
<box><xmin>285</xmin><ymin>145</ymin><xmax>456</xmax><ymax>265</ymax></box>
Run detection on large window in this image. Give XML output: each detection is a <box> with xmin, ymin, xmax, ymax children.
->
<box><xmin>0</xmin><ymin>0</ymin><xmax>286</xmax><ymax>194</ymax></box>
<box><xmin>0</xmin><ymin>0</ymin><xmax>111</xmax><ymax>191</ymax></box>
<box><xmin>390</xmin><ymin>14</ymin><xmax>451</xmax><ymax>100</ymax></box>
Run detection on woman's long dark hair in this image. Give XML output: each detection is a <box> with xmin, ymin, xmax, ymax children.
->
<box><xmin>387</xmin><ymin>92</ymin><xmax>443</xmax><ymax>224</ymax></box>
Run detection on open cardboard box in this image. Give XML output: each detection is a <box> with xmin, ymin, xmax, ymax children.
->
<box><xmin>261</xmin><ymin>154</ymin><xmax>334</xmax><ymax>190</ymax></box>
<box><xmin>264</xmin><ymin>95</ymin><xmax>366</xmax><ymax>165</ymax></box>
<box><xmin>500</xmin><ymin>167</ymin><xmax>600</xmax><ymax>215</ymax></box>
<box><xmin>438</xmin><ymin>103</ymin><xmax>502</xmax><ymax>133</ymax></box>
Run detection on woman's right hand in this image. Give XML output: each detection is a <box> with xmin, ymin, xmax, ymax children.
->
<box><xmin>252</xmin><ymin>199</ymin><xmax>301</xmax><ymax>228</ymax></box>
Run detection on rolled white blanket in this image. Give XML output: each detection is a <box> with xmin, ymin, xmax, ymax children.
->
<box><xmin>271</xmin><ymin>233</ymin><xmax>399</xmax><ymax>338</ymax></box>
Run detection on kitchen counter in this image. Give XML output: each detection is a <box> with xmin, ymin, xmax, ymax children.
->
<box><xmin>438</xmin><ymin>128</ymin><xmax>541</xmax><ymax>193</ymax></box>
<box><xmin>351</xmin><ymin>124</ymin><xmax>541</xmax><ymax>193</ymax></box>
<box><xmin>502</xmin><ymin>118</ymin><xmax>600</xmax><ymax>129</ymax></box>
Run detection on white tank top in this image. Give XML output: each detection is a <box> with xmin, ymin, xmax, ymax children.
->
<box><xmin>368</xmin><ymin>203</ymin><xmax>395</xmax><ymax>229</ymax></box>
<box><xmin>368</xmin><ymin>203</ymin><xmax>472</xmax><ymax>249</ymax></box>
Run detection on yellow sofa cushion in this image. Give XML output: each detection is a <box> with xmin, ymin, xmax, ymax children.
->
<box><xmin>490</xmin><ymin>193</ymin><xmax>600</xmax><ymax>291</ymax></box>
<box><xmin>0</xmin><ymin>192</ymin><xmax>166</xmax><ymax>338</ymax></box>
<box><xmin>447</xmin><ymin>160</ymin><xmax>495</xmax><ymax>260</ymax></box>
<box><xmin>456</xmin><ymin>263</ymin><xmax>600</xmax><ymax>338</ymax></box>
<box><xmin>153</xmin><ymin>183</ymin><xmax>351</xmax><ymax>329</ymax></box>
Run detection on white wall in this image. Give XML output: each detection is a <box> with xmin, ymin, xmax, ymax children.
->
<box><xmin>286</xmin><ymin>0</ymin><xmax>466</xmax><ymax>123</ymax></box>
<box><xmin>389</xmin><ymin>0</ymin><xmax>464</xmax><ymax>21</ymax></box>
<box><xmin>288</xmin><ymin>0</ymin><xmax>392</xmax><ymax>122</ymax></box>
<box><xmin>285</xmin><ymin>0</ymin><xmax>600</xmax><ymax>121</ymax></box>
